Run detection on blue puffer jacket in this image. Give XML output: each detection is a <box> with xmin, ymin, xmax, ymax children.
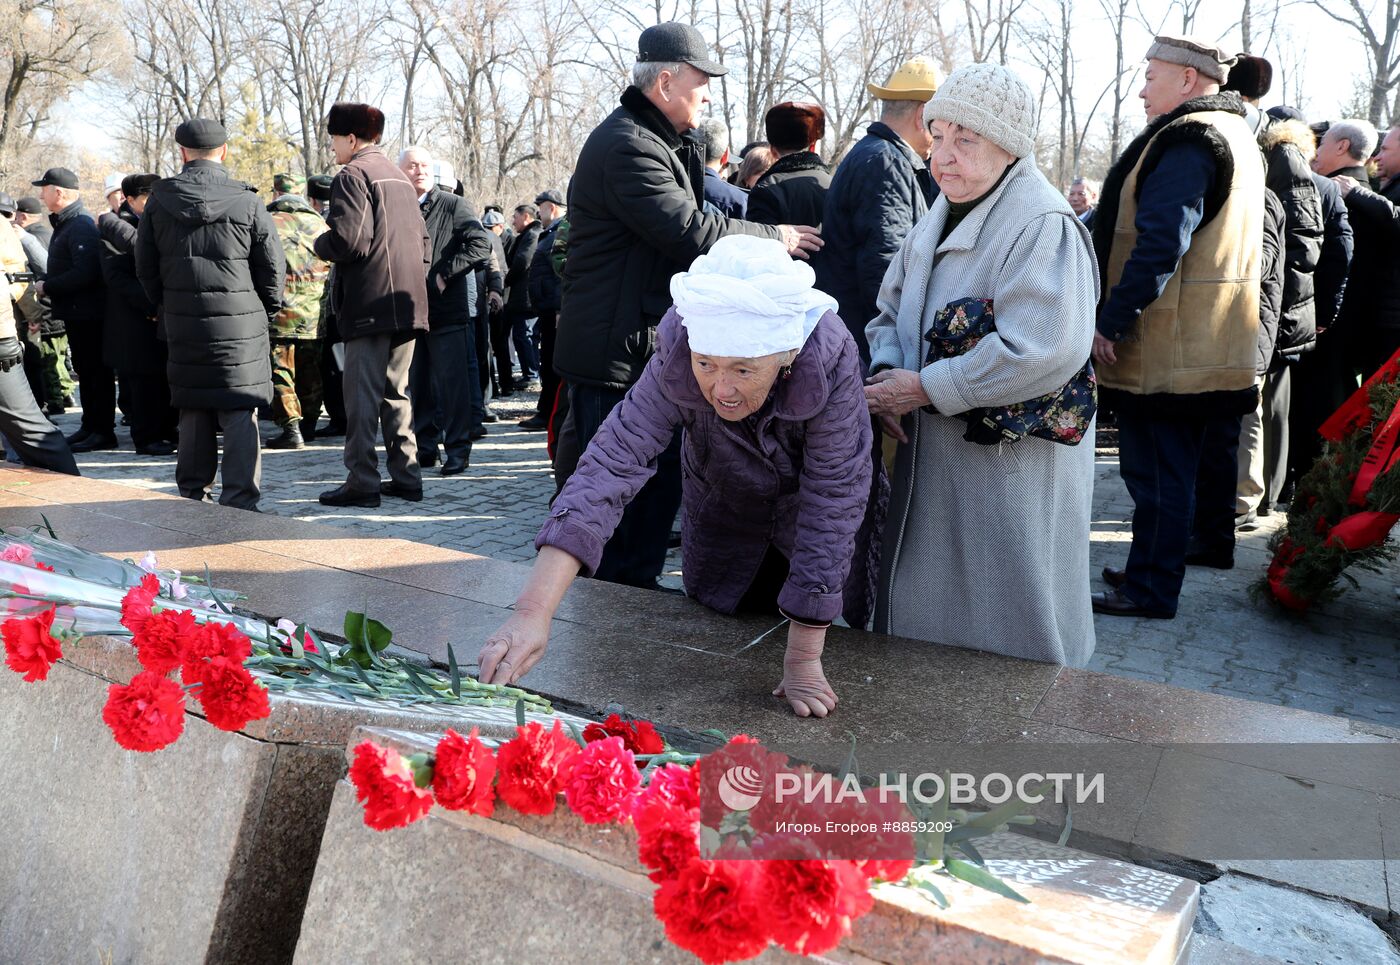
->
<box><xmin>814</xmin><ymin>122</ymin><xmax>936</xmax><ymax>367</ymax></box>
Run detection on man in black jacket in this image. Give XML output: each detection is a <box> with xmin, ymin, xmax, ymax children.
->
<box><xmin>815</xmin><ymin>58</ymin><xmax>940</xmax><ymax>365</ymax></box>
<box><xmin>400</xmin><ymin>146</ymin><xmax>492</xmax><ymax>475</ymax></box>
<box><xmin>136</xmin><ymin>119</ymin><xmax>285</xmax><ymax>511</ymax></box>
<box><xmin>500</xmin><ymin>204</ymin><xmax>541</xmax><ymax>394</ymax></box>
<box><xmin>519</xmin><ymin>189</ymin><xmax>566</xmax><ymax>431</ymax></box>
<box><xmin>554</xmin><ymin>21</ymin><xmax>817</xmax><ymax>589</ymax></box>
<box><xmin>1332</xmin><ymin>125</ymin><xmax>1400</xmax><ymax>378</ymax></box>
<box><xmin>747</xmin><ymin>102</ymin><xmax>831</xmax><ymax>229</ymax></box>
<box><xmin>33</xmin><ymin>167</ymin><xmax>114</xmax><ymax>451</ymax></box>
<box><xmin>100</xmin><ymin>174</ymin><xmax>175</xmax><ymax>456</ymax></box>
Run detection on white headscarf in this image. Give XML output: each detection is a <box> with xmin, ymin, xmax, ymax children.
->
<box><xmin>669</xmin><ymin>235</ymin><xmax>837</xmax><ymax>358</ymax></box>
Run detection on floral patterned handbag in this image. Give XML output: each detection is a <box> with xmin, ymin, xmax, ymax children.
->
<box><xmin>922</xmin><ymin>297</ymin><xmax>1096</xmax><ymax>446</ymax></box>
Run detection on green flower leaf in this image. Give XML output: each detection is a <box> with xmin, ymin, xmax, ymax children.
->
<box><xmin>944</xmin><ymin>859</ymin><xmax>1030</xmax><ymax>904</ymax></box>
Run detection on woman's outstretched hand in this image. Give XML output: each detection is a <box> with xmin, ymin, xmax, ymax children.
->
<box><xmin>478</xmin><ymin>607</ymin><xmax>552</xmax><ymax>685</ymax></box>
<box><xmin>774</xmin><ymin>621</ymin><xmax>838</xmax><ymax>717</ymax></box>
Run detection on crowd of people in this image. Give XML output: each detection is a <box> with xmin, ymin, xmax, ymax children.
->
<box><xmin>2</xmin><ymin>21</ymin><xmax>1396</xmax><ymax>716</ymax></box>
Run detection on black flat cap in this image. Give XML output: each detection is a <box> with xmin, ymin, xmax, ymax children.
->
<box><xmin>175</xmin><ymin>118</ymin><xmax>228</xmax><ymax>150</ymax></box>
<box><xmin>16</xmin><ymin>197</ymin><xmax>44</xmax><ymax>214</ymax></box>
<box><xmin>637</xmin><ymin>22</ymin><xmax>726</xmax><ymax>77</ymax></box>
<box><xmin>31</xmin><ymin>167</ymin><xmax>79</xmax><ymax>189</ymax></box>
<box><xmin>534</xmin><ymin>188</ymin><xmax>565</xmax><ymax>205</ymax></box>
<box><xmin>306</xmin><ymin>174</ymin><xmax>334</xmax><ymax>202</ymax></box>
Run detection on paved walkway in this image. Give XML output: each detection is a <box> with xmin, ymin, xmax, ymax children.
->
<box><xmin>46</xmin><ymin>397</ymin><xmax>1400</xmax><ymax>730</ymax></box>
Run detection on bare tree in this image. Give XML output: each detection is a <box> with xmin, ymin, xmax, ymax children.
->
<box><xmin>963</xmin><ymin>0</ymin><xmax>1028</xmax><ymax>64</ymax></box>
<box><xmin>1310</xmin><ymin>0</ymin><xmax>1400</xmax><ymax>125</ymax></box>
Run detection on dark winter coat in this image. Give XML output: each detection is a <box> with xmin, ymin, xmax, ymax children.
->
<box><xmin>422</xmin><ymin>188</ymin><xmax>490</xmax><ymax>329</ymax></box>
<box><xmin>703</xmin><ymin>168</ymin><xmax>748</xmax><ymax>219</ymax></box>
<box><xmin>1312</xmin><ymin>172</ymin><xmax>1352</xmax><ymax>330</ymax></box>
<box><xmin>475</xmin><ymin>230</ymin><xmax>506</xmax><ymax>326</ymax></box>
<box><xmin>537</xmin><ymin>309</ymin><xmax>872</xmax><ymax>623</ymax></box>
<box><xmin>815</xmin><ymin>122</ymin><xmax>937</xmax><ymax>366</ymax></box>
<box><xmin>555</xmin><ymin>85</ymin><xmax>782</xmax><ymax>389</ymax></box>
<box><xmin>1257</xmin><ymin>188</ymin><xmax>1285</xmax><ymax>377</ymax></box>
<box><xmin>44</xmin><ymin>200</ymin><xmax>104</xmax><ymax>328</ymax></box>
<box><xmin>746</xmin><ymin>151</ymin><xmax>831</xmax><ymax>228</ymax></box>
<box><xmin>504</xmin><ymin>220</ymin><xmax>542</xmax><ymax>316</ymax></box>
<box><xmin>23</xmin><ymin>221</ymin><xmax>52</xmax><ymax>249</ymax></box>
<box><xmin>1259</xmin><ymin>120</ymin><xmax>1323</xmax><ymax>359</ymax></box>
<box><xmin>99</xmin><ymin>205</ymin><xmax>163</xmax><ymax>376</ymax></box>
<box><xmin>1337</xmin><ymin>173</ymin><xmax>1400</xmax><ymax>341</ymax></box>
<box><xmin>136</xmin><ymin>159</ymin><xmax>285</xmax><ymax>409</ymax></box>
<box><xmin>527</xmin><ymin>220</ymin><xmax>562</xmax><ymax>313</ymax></box>
<box><xmin>314</xmin><ymin>145</ymin><xmax>429</xmax><ymax>341</ymax></box>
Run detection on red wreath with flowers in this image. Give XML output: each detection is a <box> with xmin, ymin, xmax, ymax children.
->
<box><xmin>1262</xmin><ymin>347</ymin><xmax>1400</xmax><ymax>610</ymax></box>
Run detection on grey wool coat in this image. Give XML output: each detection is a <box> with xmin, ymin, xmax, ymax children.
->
<box><xmin>866</xmin><ymin>155</ymin><xmax>1099</xmax><ymax>667</ymax></box>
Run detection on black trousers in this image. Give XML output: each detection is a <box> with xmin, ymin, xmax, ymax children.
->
<box><xmin>0</xmin><ymin>338</ymin><xmax>77</xmax><ymax>475</ymax></box>
<box><xmin>490</xmin><ymin>311</ymin><xmax>514</xmax><ymax>390</ymax></box>
<box><xmin>123</xmin><ymin>372</ymin><xmax>179</xmax><ymax>448</ymax></box>
<box><xmin>408</xmin><ymin>326</ymin><xmax>477</xmax><ymax>461</ymax></box>
<box><xmin>1117</xmin><ymin>409</ymin><xmax>1242</xmax><ymax>616</ymax></box>
<box><xmin>1288</xmin><ymin>333</ymin><xmax>1353</xmax><ymax>488</ymax></box>
<box><xmin>566</xmin><ymin>383</ymin><xmax>682</xmax><ymax>588</ymax></box>
<box><xmin>318</xmin><ymin>339</ymin><xmax>346</xmax><ymax>428</ymax></box>
<box><xmin>535</xmin><ymin>309</ymin><xmax>559</xmax><ymax>419</ymax></box>
<box><xmin>474</xmin><ymin>309</ymin><xmax>494</xmax><ymax>408</ymax></box>
<box><xmin>68</xmin><ymin>323</ymin><xmax>115</xmax><ymax>436</ymax></box>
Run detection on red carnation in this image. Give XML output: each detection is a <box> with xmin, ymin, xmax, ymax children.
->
<box><xmin>640</xmin><ymin>762</ymin><xmax>700</xmax><ymax>812</ymax></box>
<box><xmin>2</xmin><ymin>606</ymin><xmax>62</xmax><ymax>682</ymax></box>
<box><xmin>119</xmin><ymin>573</ymin><xmax>161</xmax><ymax>634</ymax></box>
<box><xmin>432</xmin><ymin>727</ymin><xmax>496</xmax><ymax>816</ymax></box>
<box><xmin>495</xmin><ymin>721</ymin><xmax>580</xmax><ymax>815</ymax></box>
<box><xmin>195</xmin><ymin>656</ymin><xmax>271</xmax><ymax>731</ymax></box>
<box><xmin>181</xmin><ymin>620</ymin><xmax>252</xmax><ymax>684</ymax></box>
<box><xmin>858</xmin><ymin>858</ymin><xmax>914</xmax><ymax>883</ymax></box>
<box><xmin>102</xmin><ymin>670</ymin><xmax>186</xmax><ymax>751</ymax></box>
<box><xmin>760</xmin><ymin>857</ymin><xmax>873</xmax><ymax>955</ymax></box>
<box><xmin>564</xmin><ymin>735</ymin><xmax>643</xmax><ymax>824</ymax></box>
<box><xmin>348</xmin><ymin>741</ymin><xmax>434</xmax><ymax>831</ymax></box>
<box><xmin>634</xmin><ymin>797</ymin><xmax>701</xmax><ymax>883</ymax></box>
<box><xmin>583</xmin><ymin>712</ymin><xmax>666</xmax><ymax>755</ymax></box>
<box><xmin>653</xmin><ymin>859</ymin><xmax>770</xmax><ymax>964</ymax></box>
<box><xmin>131</xmin><ymin>607</ymin><xmax>199</xmax><ymax>675</ymax></box>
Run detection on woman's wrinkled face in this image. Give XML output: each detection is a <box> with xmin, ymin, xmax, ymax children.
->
<box><xmin>691</xmin><ymin>350</ymin><xmax>791</xmax><ymax>421</ymax></box>
<box><xmin>928</xmin><ymin>119</ymin><xmax>1016</xmax><ymax>203</ymax></box>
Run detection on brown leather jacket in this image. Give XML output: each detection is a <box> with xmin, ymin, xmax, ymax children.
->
<box><xmin>314</xmin><ymin>146</ymin><xmax>429</xmax><ymax>341</ymax></box>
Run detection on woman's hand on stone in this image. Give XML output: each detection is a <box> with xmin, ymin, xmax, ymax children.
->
<box><xmin>863</xmin><ymin>368</ymin><xmax>929</xmax><ymax>419</ymax></box>
<box><xmin>774</xmin><ymin>621</ymin><xmax>838</xmax><ymax>718</ymax></box>
<box><xmin>478</xmin><ymin>607</ymin><xmax>551</xmax><ymax>685</ymax></box>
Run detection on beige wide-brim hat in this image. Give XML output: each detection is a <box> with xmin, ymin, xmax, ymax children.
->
<box><xmin>867</xmin><ymin>56</ymin><xmax>942</xmax><ymax>101</ymax></box>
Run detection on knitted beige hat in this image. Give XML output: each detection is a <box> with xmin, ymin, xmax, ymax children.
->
<box><xmin>922</xmin><ymin>63</ymin><xmax>1037</xmax><ymax>158</ymax></box>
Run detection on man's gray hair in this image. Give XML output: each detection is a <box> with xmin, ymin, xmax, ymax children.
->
<box><xmin>1071</xmin><ymin>176</ymin><xmax>1100</xmax><ymax>195</ymax></box>
<box><xmin>398</xmin><ymin>144</ymin><xmax>432</xmax><ymax>164</ymax></box>
<box><xmin>633</xmin><ymin>60</ymin><xmax>686</xmax><ymax>91</ymax></box>
<box><xmin>1330</xmin><ymin>119</ymin><xmax>1379</xmax><ymax>161</ymax></box>
<box><xmin>879</xmin><ymin>98</ymin><xmax>926</xmax><ymax>123</ymax></box>
<box><xmin>697</xmin><ymin>117</ymin><xmax>729</xmax><ymax>164</ymax></box>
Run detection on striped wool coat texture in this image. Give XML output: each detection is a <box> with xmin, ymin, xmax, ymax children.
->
<box><xmin>866</xmin><ymin>155</ymin><xmax>1099</xmax><ymax>666</ymax></box>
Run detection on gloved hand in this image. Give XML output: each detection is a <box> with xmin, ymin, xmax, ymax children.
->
<box><xmin>773</xmin><ymin>621</ymin><xmax>837</xmax><ymax>717</ymax></box>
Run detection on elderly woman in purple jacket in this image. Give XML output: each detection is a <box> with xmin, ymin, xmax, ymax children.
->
<box><xmin>478</xmin><ymin>236</ymin><xmax>872</xmax><ymax>717</ymax></box>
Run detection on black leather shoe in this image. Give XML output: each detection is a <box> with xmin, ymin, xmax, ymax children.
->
<box><xmin>65</xmin><ymin>428</ymin><xmax>92</xmax><ymax>447</ymax></box>
<box><xmin>266</xmin><ymin>425</ymin><xmax>304</xmax><ymax>450</ymax></box>
<box><xmin>419</xmin><ymin>447</ymin><xmax>439</xmax><ymax>468</ymax></box>
<box><xmin>320</xmin><ymin>421</ymin><xmax>347</xmax><ymax>438</ymax></box>
<box><xmin>1101</xmin><ymin>566</ymin><xmax>1126</xmax><ymax>589</ymax></box>
<box><xmin>482</xmin><ymin>409</ymin><xmax>499</xmax><ymax>423</ymax></box>
<box><xmin>44</xmin><ymin>402</ymin><xmax>64</xmax><ymax>416</ymax></box>
<box><xmin>70</xmin><ymin>433</ymin><xmax>118</xmax><ymax>453</ymax></box>
<box><xmin>1091</xmin><ymin>588</ymin><xmax>1173</xmax><ymax>619</ymax></box>
<box><xmin>469</xmin><ymin>427</ymin><xmax>487</xmax><ymax>441</ymax></box>
<box><xmin>380</xmin><ymin>479</ymin><xmax>424</xmax><ymax>501</ymax></box>
<box><xmin>441</xmin><ymin>454</ymin><xmax>469</xmax><ymax>476</ymax></box>
<box><xmin>135</xmin><ymin>441</ymin><xmax>177</xmax><ymax>456</ymax></box>
<box><xmin>1184</xmin><ymin>549</ymin><xmax>1234</xmax><ymax>569</ymax></box>
<box><xmin>320</xmin><ymin>484</ymin><xmax>380</xmax><ymax>507</ymax></box>
<box><xmin>518</xmin><ymin>414</ymin><xmax>548</xmax><ymax>431</ymax></box>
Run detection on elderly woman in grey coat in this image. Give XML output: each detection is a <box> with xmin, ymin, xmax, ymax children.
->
<box><xmin>863</xmin><ymin>64</ymin><xmax>1100</xmax><ymax>666</ymax></box>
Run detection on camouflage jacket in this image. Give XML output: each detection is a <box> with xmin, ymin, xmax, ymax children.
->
<box><xmin>268</xmin><ymin>195</ymin><xmax>329</xmax><ymax>339</ymax></box>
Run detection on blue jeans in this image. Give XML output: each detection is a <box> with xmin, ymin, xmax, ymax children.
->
<box><xmin>509</xmin><ymin>311</ymin><xmax>538</xmax><ymax>379</ymax></box>
<box><xmin>1116</xmin><ymin>409</ymin><xmax>1242</xmax><ymax>616</ymax></box>
<box><xmin>566</xmin><ymin>383</ymin><xmax>682</xmax><ymax>588</ymax></box>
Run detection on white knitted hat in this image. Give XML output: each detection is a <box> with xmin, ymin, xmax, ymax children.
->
<box><xmin>922</xmin><ymin>64</ymin><xmax>1037</xmax><ymax>158</ymax></box>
